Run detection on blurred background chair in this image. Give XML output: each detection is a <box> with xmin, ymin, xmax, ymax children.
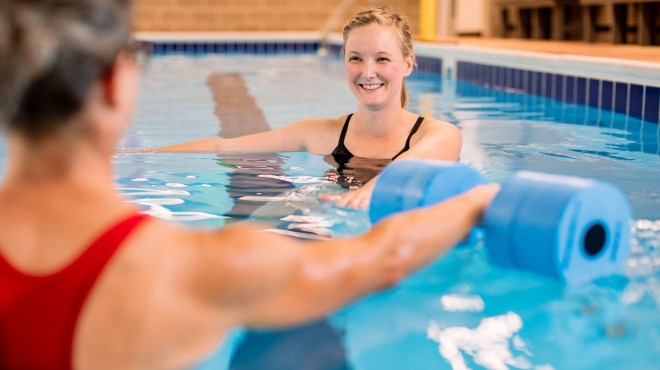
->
<box><xmin>494</xmin><ymin>0</ymin><xmax>583</xmax><ymax>40</ymax></box>
<box><xmin>579</xmin><ymin>0</ymin><xmax>659</xmax><ymax>45</ymax></box>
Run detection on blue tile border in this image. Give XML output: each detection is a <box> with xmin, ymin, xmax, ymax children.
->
<box><xmin>146</xmin><ymin>41</ymin><xmax>319</xmax><ymax>55</ymax></box>
<box><xmin>456</xmin><ymin>61</ymin><xmax>659</xmax><ymax>124</ymax></box>
<box><xmin>416</xmin><ymin>55</ymin><xmax>443</xmax><ymax>75</ymax></box>
<box><xmin>138</xmin><ymin>40</ymin><xmax>659</xmax><ymax>124</ymax></box>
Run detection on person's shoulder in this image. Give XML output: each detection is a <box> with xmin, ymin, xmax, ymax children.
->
<box><xmin>420</xmin><ymin>116</ymin><xmax>454</xmax><ymax>128</ymax></box>
<box><xmin>290</xmin><ymin>115</ymin><xmax>351</xmax><ymax>138</ymax></box>
<box><xmin>297</xmin><ymin>115</ymin><xmax>348</xmax><ymax>128</ymax></box>
<box><xmin>417</xmin><ymin>116</ymin><xmax>460</xmax><ymax>136</ymax></box>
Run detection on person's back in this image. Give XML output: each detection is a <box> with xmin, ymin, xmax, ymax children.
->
<box><xmin>0</xmin><ymin>199</ymin><xmax>296</xmax><ymax>369</ymax></box>
<box><xmin>0</xmin><ymin>1</ymin><xmax>497</xmax><ymax>369</ymax></box>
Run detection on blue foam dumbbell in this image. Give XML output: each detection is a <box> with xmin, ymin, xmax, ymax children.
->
<box><xmin>369</xmin><ymin>159</ymin><xmax>632</xmax><ymax>284</ymax></box>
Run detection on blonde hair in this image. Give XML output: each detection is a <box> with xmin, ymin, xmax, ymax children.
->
<box><xmin>342</xmin><ymin>7</ymin><xmax>415</xmax><ymax>108</ymax></box>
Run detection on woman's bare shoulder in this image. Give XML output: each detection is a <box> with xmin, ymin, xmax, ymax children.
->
<box><xmin>293</xmin><ymin>115</ymin><xmax>348</xmax><ymax>130</ymax></box>
<box><xmin>289</xmin><ymin>115</ymin><xmax>351</xmax><ymax>154</ymax></box>
<box><xmin>421</xmin><ymin>116</ymin><xmax>459</xmax><ymax>131</ymax></box>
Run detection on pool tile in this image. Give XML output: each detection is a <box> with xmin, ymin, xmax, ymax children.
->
<box><xmin>601</xmin><ymin>80</ymin><xmax>614</xmax><ymax>111</ymax></box>
<box><xmin>533</xmin><ymin>71</ymin><xmax>542</xmax><ymax>95</ymax></box>
<box><xmin>629</xmin><ymin>84</ymin><xmax>644</xmax><ymax>119</ymax></box>
<box><xmin>513</xmin><ymin>68</ymin><xmax>522</xmax><ymax>90</ymax></box>
<box><xmin>524</xmin><ymin>70</ymin><xmax>532</xmax><ymax>93</ymax></box>
<box><xmin>542</xmin><ymin>73</ymin><xmax>552</xmax><ymax>98</ymax></box>
<box><xmin>554</xmin><ymin>74</ymin><xmax>564</xmax><ymax>101</ymax></box>
<box><xmin>644</xmin><ymin>86</ymin><xmax>659</xmax><ymax>123</ymax></box>
<box><xmin>566</xmin><ymin>76</ymin><xmax>576</xmax><ymax>103</ymax></box>
<box><xmin>489</xmin><ymin>66</ymin><xmax>496</xmax><ymax>88</ymax></box>
<box><xmin>614</xmin><ymin>82</ymin><xmax>628</xmax><ymax>114</ymax></box>
<box><xmin>588</xmin><ymin>79</ymin><xmax>600</xmax><ymax>108</ymax></box>
<box><xmin>501</xmin><ymin>67</ymin><xmax>509</xmax><ymax>89</ymax></box>
<box><xmin>576</xmin><ymin>77</ymin><xmax>587</xmax><ymax>105</ymax></box>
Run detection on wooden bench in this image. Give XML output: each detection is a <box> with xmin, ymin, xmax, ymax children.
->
<box><xmin>579</xmin><ymin>0</ymin><xmax>659</xmax><ymax>44</ymax></box>
<box><xmin>495</xmin><ymin>0</ymin><xmax>582</xmax><ymax>40</ymax></box>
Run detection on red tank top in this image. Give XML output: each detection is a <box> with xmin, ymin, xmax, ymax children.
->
<box><xmin>0</xmin><ymin>213</ymin><xmax>150</xmax><ymax>370</ymax></box>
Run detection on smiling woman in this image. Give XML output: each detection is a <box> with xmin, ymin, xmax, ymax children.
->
<box><xmin>128</xmin><ymin>7</ymin><xmax>462</xmax><ymax>209</ymax></box>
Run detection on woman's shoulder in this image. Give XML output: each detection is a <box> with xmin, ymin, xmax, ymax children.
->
<box><xmin>285</xmin><ymin>114</ymin><xmax>352</xmax><ymax>154</ymax></box>
<box><xmin>420</xmin><ymin>116</ymin><xmax>456</xmax><ymax>128</ymax></box>
<box><xmin>415</xmin><ymin>115</ymin><xmax>460</xmax><ymax>137</ymax></box>
<box><xmin>293</xmin><ymin>115</ymin><xmax>350</xmax><ymax>129</ymax></box>
<box><xmin>288</xmin><ymin>115</ymin><xmax>351</xmax><ymax>136</ymax></box>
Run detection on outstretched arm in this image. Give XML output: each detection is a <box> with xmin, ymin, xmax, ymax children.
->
<box><xmin>204</xmin><ymin>184</ymin><xmax>499</xmax><ymax>329</ymax></box>
<box><xmin>124</xmin><ymin>118</ymin><xmax>334</xmax><ymax>153</ymax></box>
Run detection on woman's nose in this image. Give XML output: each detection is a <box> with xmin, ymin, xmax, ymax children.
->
<box><xmin>361</xmin><ymin>60</ymin><xmax>376</xmax><ymax>79</ymax></box>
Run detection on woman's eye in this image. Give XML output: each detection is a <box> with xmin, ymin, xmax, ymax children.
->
<box><xmin>349</xmin><ymin>56</ymin><xmax>361</xmax><ymax>62</ymax></box>
<box><xmin>377</xmin><ymin>57</ymin><xmax>390</xmax><ymax>62</ymax></box>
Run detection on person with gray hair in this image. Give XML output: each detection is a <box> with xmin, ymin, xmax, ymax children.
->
<box><xmin>0</xmin><ymin>1</ymin><xmax>497</xmax><ymax>369</ymax></box>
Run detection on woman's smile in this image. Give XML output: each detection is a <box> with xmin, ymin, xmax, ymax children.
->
<box><xmin>359</xmin><ymin>83</ymin><xmax>385</xmax><ymax>91</ymax></box>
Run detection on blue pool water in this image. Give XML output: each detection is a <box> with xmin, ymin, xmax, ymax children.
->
<box><xmin>3</xmin><ymin>52</ymin><xmax>660</xmax><ymax>369</ymax></box>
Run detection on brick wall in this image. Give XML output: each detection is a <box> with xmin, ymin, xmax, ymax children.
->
<box><xmin>133</xmin><ymin>0</ymin><xmax>419</xmax><ymax>34</ymax></box>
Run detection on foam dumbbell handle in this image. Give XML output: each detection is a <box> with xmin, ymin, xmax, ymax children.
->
<box><xmin>369</xmin><ymin>159</ymin><xmax>488</xmax><ymax>224</ymax></box>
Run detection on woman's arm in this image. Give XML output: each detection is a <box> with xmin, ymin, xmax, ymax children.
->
<box><xmin>236</xmin><ymin>184</ymin><xmax>498</xmax><ymax>328</ymax></box>
<box><xmin>128</xmin><ymin>118</ymin><xmax>337</xmax><ymax>153</ymax></box>
<box><xmin>180</xmin><ymin>184</ymin><xmax>497</xmax><ymax>329</ymax></box>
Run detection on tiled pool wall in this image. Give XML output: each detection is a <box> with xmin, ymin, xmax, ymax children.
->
<box><xmin>457</xmin><ymin>61</ymin><xmax>659</xmax><ymax>124</ymax></box>
<box><xmin>149</xmin><ymin>40</ymin><xmax>320</xmax><ymax>54</ymax></box>
<box><xmin>141</xmin><ymin>39</ymin><xmax>659</xmax><ymax>124</ymax></box>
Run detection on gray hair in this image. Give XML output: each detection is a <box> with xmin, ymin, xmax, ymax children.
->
<box><xmin>0</xmin><ymin>0</ymin><xmax>132</xmax><ymax>141</ymax></box>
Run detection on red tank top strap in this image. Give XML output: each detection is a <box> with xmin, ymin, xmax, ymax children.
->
<box><xmin>0</xmin><ymin>211</ymin><xmax>151</xmax><ymax>370</ymax></box>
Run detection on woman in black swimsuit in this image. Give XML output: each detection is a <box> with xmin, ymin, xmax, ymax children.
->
<box><xmin>138</xmin><ymin>8</ymin><xmax>462</xmax><ymax>209</ymax></box>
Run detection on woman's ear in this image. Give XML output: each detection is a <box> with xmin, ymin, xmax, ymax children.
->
<box><xmin>100</xmin><ymin>52</ymin><xmax>139</xmax><ymax>109</ymax></box>
<box><xmin>95</xmin><ymin>52</ymin><xmax>140</xmax><ymax>139</ymax></box>
<box><xmin>404</xmin><ymin>54</ymin><xmax>415</xmax><ymax>77</ymax></box>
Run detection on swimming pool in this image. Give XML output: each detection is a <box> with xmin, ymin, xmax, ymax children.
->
<box><xmin>3</xmin><ymin>41</ymin><xmax>659</xmax><ymax>368</ymax></box>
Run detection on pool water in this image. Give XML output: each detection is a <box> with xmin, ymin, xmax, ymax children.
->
<box><xmin>4</xmin><ymin>52</ymin><xmax>659</xmax><ymax>369</ymax></box>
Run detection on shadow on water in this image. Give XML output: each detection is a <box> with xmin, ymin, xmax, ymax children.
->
<box><xmin>230</xmin><ymin>320</ymin><xmax>351</xmax><ymax>370</ymax></box>
<box><xmin>208</xmin><ymin>72</ymin><xmax>351</xmax><ymax>368</ymax></box>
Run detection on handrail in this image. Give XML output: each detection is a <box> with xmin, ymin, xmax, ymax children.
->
<box><xmin>318</xmin><ymin>0</ymin><xmax>384</xmax><ymax>55</ymax></box>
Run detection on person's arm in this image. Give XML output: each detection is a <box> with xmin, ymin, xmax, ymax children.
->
<box><xmin>126</xmin><ymin>118</ymin><xmax>333</xmax><ymax>153</ymax></box>
<box><xmin>332</xmin><ymin>119</ymin><xmax>462</xmax><ymax>209</ymax></box>
<box><xmin>183</xmin><ymin>184</ymin><xmax>498</xmax><ymax>329</ymax></box>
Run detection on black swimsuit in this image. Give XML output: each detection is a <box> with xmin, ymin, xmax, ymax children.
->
<box><xmin>331</xmin><ymin>113</ymin><xmax>425</xmax><ymax>165</ymax></box>
<box><xmin>326</xmin><ymin>114</ymin><xmax>425</xmax><ymax>187</ymax></box>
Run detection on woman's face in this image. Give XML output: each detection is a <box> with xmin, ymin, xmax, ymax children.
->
<box><xmin>344</xmin><ymin>23</ymin><xmax>413</xmax><ymax>110</ymax></box>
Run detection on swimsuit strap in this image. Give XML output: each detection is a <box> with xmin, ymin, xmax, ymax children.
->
<box><xmin>392</xmin><ymin>116</ymin><xmax>424</xmax><ymax>160</ymax></box>
<box><xmin>331</xmin><ymin>114</ymin><xmax>355</xmax><ymax>164</ymax></box>
<box><xmin>337</xmin><ymin>113</ymin><xmax>353</xmax><ymax>151</ymax></box>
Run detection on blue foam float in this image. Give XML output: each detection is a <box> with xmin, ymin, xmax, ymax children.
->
<box><xmin>369</xmin><ymin>159</ymin><xmax>488</xmax><ymax>223</ymax></box>
<box><xmin>369</xmin><ymin>159</ymin><xmax>632</xmax><ymax>284</ymax></box>
<box><xmin>484</xmin><ymin>171</ymin><xmax>631</xmax><ymax>284</ymax></box>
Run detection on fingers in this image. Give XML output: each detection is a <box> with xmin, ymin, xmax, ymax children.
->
<box><xmin>337</xmin><ymin>187</ymin><xmax>371</xmax><ymax>209</ymax></box>
<box><xmin>318</xmin><ymin>194</ymin><xmax>340</xmax><ymax>202</ymax></box>
<box><xmin>471</xmin><ymin>183</ymin><xmax>501</xmax><ymax>208</ymax></box>
<box><xmin>319</xmin><ymin>188</ymin><xmax>371</xmax><ymax>210</ymax></box>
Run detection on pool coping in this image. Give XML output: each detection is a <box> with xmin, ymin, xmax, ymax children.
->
<box><xmin>137</xmin><ymin>31</ymin><xmax>660</xmax><ymax>86</ymax></box>
<box><xmin>135</xmin><ymin>32</ymin><xmax>660</xmax><ymax>124</ymax></box>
